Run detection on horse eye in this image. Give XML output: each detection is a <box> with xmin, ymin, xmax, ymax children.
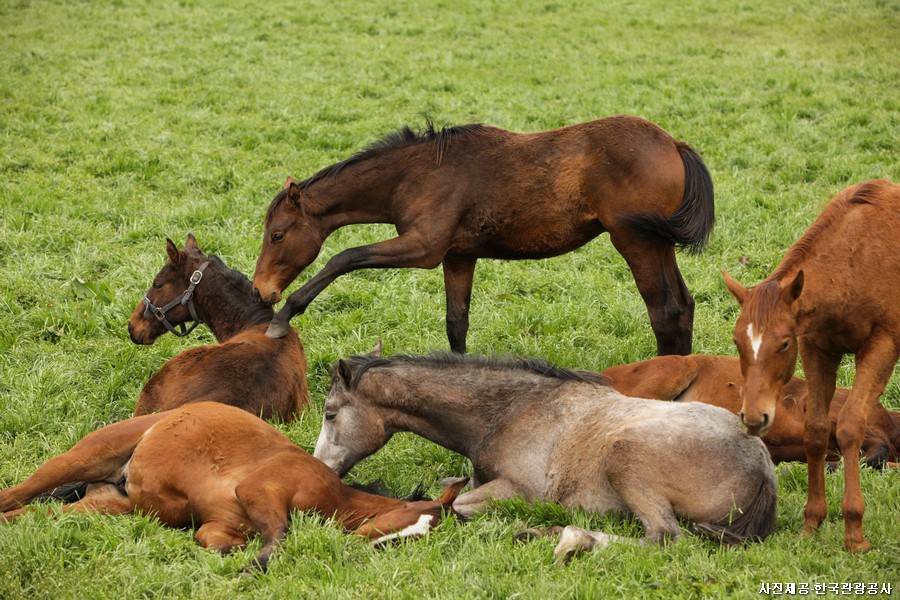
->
<box><xmin>272</xmin><ymin>232</ymin><xmax>285</xmax><ymax>243</ymax></box>
<box><xmin>324</xmin><ymin>412</ymin><xmax>337</xmax><ymax>422</ymax></box>
<box><xmin>152</xmin><ymin>282</ymin><xmax>162</xmax><ymax>289</ymax></box>
<box><xmin>778</xmin><ymin>340</ymin><xmax>790</xmax><ymax>352</ymax></box>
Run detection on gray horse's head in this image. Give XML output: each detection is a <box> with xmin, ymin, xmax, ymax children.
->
<box><xmin>314</xmin><ymin>345</ymin><xmax>390</xmax><ymax>475</ymax></box>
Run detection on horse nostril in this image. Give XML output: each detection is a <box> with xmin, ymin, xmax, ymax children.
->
<box><xmin>761</xmin><ymin>413</ymin><xmax>770</xmax><ymax>428</ymax></box>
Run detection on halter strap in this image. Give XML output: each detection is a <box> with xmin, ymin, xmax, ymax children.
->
<box><xmin>143</xmin><ymin>261</ymin><xmax>210</xmax><ymax>337</ymax></box>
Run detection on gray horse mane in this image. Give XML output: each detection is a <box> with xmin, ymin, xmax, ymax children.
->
<box><xmin>334</xmin><ymin>352</ymin><xmax>610</xmax><ymax>390</ymax></box>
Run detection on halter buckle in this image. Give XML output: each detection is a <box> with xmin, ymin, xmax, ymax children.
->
<box><xmin>190</xmin><ymin>270</ymin><xmax>204</xmax><ymax>285</ymax></box>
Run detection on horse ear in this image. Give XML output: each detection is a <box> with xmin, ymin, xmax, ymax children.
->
<box><xmin>286</xmin><ymin>179</ymin><xmax>304</xmax><ymax>209</ymax></box>
<box><xmin>337</xmin><ymin>360</ymin><xmax>353</xmax><ymax>386</ymax></box>
<box><xmin>283</xmin><ymin>176</ymin><xmax>296</xmax><ymax>190</ymax></box>
<box><xmin>166</xmin><ymin>237</ymin><xmax>180</xmax><ymax>265</ymax></box>
<box><xmin>369</xmin><ymin>340</ymin><xmax>383</xmax><ymax>357</ymax></box>
<box><xmin>437</xmin><ymin>477</ymin><xmax>469</xmax><ymax>507</ymax></box>
<box><xmin>185</xmin><ymin>233</ymin><xmax>201</xmax><ymax>252</ymax></box>
<box><xmin>782</xmin><ymin>270</ymin><xmax>804</xmax><ymax>304</ymax></box>
<box><xmin>722</xmin><ymin>270</ymin><xmax>747</xmax><ymax>305</ymax></box>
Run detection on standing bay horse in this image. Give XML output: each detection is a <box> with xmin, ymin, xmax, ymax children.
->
<box><xmin>128</xmin><ymin>235</ymin><xmax>309</xmax><ymax>421</ymax></box>
<box><xmin>601</xmin><ymin>354</ymin><xmax>900</xmax><ymax>466</ymax></box>
<box><xmin>253</xmin><ymin>116</ymin><xmax>714</xmax><ymax>355</ymax></box>
<box><xmin>723</xmin><ymin>179</ymin><xmax>900</xmax><ymax>552</ymax></box>
<box><xmin>0</xmin><ymin>402</ymin><xmax>468</xmax><ymax>572</ymax></box>
<box><xmin>313</xmin><ymin>351</ymin><xmax>776</xmax><ymax>556</ymax></box>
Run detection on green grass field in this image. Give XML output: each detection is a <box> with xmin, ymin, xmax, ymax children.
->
<box><xmin>1</xmin><ymin>0</ymin><xmax>898</xmax><ymax>597</ymax></box>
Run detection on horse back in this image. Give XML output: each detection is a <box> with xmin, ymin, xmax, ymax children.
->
<box><xmin>134</xmin><ymin>328</ymin><xmax>308</xmax><ymax>421</ymax></box>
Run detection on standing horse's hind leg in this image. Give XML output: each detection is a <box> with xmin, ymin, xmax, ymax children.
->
<box><xmin>609</xmin><ymin>235</ymin><xmax>693</xmax><ymax>356</ymax></box>
<box><xmin>443</xmin><ymin>257</ymin><xmax>477</xmax><ymax>353</ymax></box>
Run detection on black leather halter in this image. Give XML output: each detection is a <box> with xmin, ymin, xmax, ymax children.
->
<box><xmin>142</xmin><ymin>262</ymin><xmax>210</xmax><ymax>337</ymax></box>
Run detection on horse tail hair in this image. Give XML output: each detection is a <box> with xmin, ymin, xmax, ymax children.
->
<box><xmin>691</xmin><ymin>475</ymin><xmax>777</xmax><ymax>545</ymax></box>
<box><xmin>622</xmin><ymin>141</ymin><xmax>715</xmax><ymax>254</ymax></box>
<box><xmin>31</xmin><ymin>481</ymin><xmax>89</xmax><ymax>504</ymax></box>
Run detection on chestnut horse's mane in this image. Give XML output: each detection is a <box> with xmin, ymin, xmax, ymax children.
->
<box><xmin>335</xmin><ymin>352</ymin><xmax>610</xmax><ymax>390</ymax></box>
<box><xmin>746</xmin><ymin>180</ymin><xmax>886</xmax><ymax>326</ymax></box>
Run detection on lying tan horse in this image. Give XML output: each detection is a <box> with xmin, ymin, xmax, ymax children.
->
<box><xmin>128</xmin><ymin>235</ymin><xmax>308</xmax><ymax>420</ymax></box>
<box><xmin>314</xmin><ymin>352</ymin><xmax>777</xmax><ymax>557</ymax></box>
<box><xmin>602</xmin><ymin>354</ymin><xmax>900</xmax><ymax>467</ymax></box>
<box><xmin>723</xmin><ymin>179</ymin><xmax>900</xmax><ymax>552</ymax></box>
<box><xmin>0</xmin><ymin>402</ymin><xmax>468</xmax><ymax>571</ymax></box>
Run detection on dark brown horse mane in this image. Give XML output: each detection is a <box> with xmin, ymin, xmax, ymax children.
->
<box><xmin>335</xmin><ymin>352</ymin><xmax>610</xmax><ymax>390</ymax></box>
<box><xmin>203</xmin><ymin>254</ymin><xmax>275</xmax><ymax>325</ymax></box>
<box><xmin>300</xmin><ymin>121</ymin><xmax>486</xmax><ymax>191</ymax></box>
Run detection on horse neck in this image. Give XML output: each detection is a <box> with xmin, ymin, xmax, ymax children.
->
<box><xmin>191</xmin><ymin>271</ymin><xmax>272</xmax><ymax>342</ymax></box>
<box><xmin>303</xmin><ymin>155</ymin><xmax>406</xmax><ymax>230</ymax></box>
<box><xmin>361</xmin><ymin>367</ymin><xmax>525</xmax><ymax>459</ymax></box>
<box><xmin>331</xmin><ymin>486</ymin><xmax>407</xmax><ymax>531</ymax></box>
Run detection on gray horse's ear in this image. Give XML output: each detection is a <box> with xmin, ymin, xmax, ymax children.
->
<box><xmin>338</xmin><ymin>360</ymin><xmax>353</xmax><ymax>386</ymax></box>
<box><xmin>166</xmin><ymin>238</ymin><xmax>180</xmax><ymax>265</ymax></box>
<box><xmin>369</xmin><ymin>340</ymin><xmax>383</xmax><ymax>357</ymax></box>
<box><xmin>783</xmin><ymin>270</ymin><xmax>804</xmax><ymax>304</ymax></box>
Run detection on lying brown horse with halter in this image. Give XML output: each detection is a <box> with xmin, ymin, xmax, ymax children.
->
<box><xmin>313</xmin><ymin>350</ymin><xmax>776</xmax><ymax>561</ymax></box>
<box><xmin>602</xmin><ymin>354</ymin><xmax>900</xmax><ymax>467</ymax></box>
<box><xmin>253</xmin><ymin>116</ymin><xmax>714</xmax><ymax>356</ymax></box>
<box><xmin>128</xmin><ymin>235</ymin><xmax>308</xmax><ymax>421</ymax></box>
<box><xmin>0</xmin><ymin>402</ymin><xmax>468</xmax><ymax>571</ymax></box>
<box><xmin>723</xmin><ymin>179</ymin><xmax>900</xmax><ymax>552</ymax></box>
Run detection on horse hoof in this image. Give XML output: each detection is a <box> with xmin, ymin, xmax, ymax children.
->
<box><xmin>513</xmin><ymin>528</ymin><xmax>546</xmax><ymax>543</ymax></box>
<box><xmin>553</xmin><ymin>526</ymin><xmax>596</xmax><ymax>564</ymax></box>
<box><xmin>265</xmin><ymin>323</ymin><xmax>289</xmax><ymax>339</ymax></box>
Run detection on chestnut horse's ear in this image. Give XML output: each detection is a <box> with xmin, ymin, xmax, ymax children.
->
<box><xmin>782</xmin><ymin>270</ymin><xmax>804</xmax><ymax>304</ymax></box>
<box><xmin>166</xmin><ymin>237</ymin><xmax>180</xmax><ymax>265</ymax></box>
<box><xmin>337</xmin><ymin>360</ymin><xmax>353</xmax><ymax>386</ymax></box>
<box><xmin>185</xmin><ymin>233</ymin><xmax>201</xmax><ymax>253</ymax></box>
<box><xmin>369</xmin><ymin>340</ymin><xmax>383</xmax><ymax>357</ymax></box>
<box><xmin>722</xmin><ymin>270</ymin><xmax>748</xmax><ymax>305</ymax></box>
<box><xmin>437</xmin><ymin>477</ymin><xmax>469</xmax><ymax>507</ymax></box>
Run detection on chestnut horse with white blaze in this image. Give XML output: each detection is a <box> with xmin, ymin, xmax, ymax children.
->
<box><xmin>253</xmin><ymin>116</ymin><xmax>714</xmax><ymax>355</ymax></box>
<box><xmin>723</xmin><ymin>179</ymin><xmax>900</xmax><ymax>552</ymax></box>
<box><xmin>601</xmin><ymin>354</ymin><xmax>900</xmax><ymax>467</ymax></box>
<box><xmin>128</xmin><ymin>235</ymin><xmax>308</xmax><ymax>421</ymax></box>
<box><xmin>0</xmin><ymin>402</ymin><xmax>468</xmax><ymax>572</ymax></box>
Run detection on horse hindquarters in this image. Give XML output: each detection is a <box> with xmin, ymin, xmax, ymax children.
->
<box><xmin>0</xmin><ymin>412</ymin><xmax>167</xmax><ymax>515</ymax></box>
<box><xmin>602</xmin><ymin>409</ymin><xmax>776</xmax><ymax>544</ymax></box>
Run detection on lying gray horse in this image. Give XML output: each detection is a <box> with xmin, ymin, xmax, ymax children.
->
<box><xmin>314</xmin><ymin>352</ymin><xmax>777</xmax><ymax>558</ymax></box>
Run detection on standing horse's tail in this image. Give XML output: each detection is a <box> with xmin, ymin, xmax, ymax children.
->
<box><xmin>623</xmin><ymin>141</ymin><xmax>715</xmax><ymax>254</ymax></box>
<box><xmin>692</xmin><ymin>475</ymin><xmax>778</xmax><ymax>545</ymax></box>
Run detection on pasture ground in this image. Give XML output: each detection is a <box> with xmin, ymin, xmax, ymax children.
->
<box><xmin>0</xmin><ymin>0</ymin><xmax>897</xmax><ymax>598</ymax></box>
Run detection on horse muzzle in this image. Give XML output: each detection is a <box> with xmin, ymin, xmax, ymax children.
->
<box><xmin>739</xmin><ymin>410</ymin><xmax>772</xmax><ymax>437</ymax></box>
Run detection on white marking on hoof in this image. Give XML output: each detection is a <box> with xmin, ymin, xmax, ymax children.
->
<box><xmin>370</xmin><ymin>514</ymin><xmax>435</xmax><ymax>546</ymax></box>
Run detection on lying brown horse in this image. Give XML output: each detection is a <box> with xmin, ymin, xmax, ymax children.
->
<box><xmin>128</xmin><ymin>235</ymin><xmax>309</xmax><ymax>421</ymax></box>
<box><xmin>601</xmin><ymin>354</ymin><xmax>900</xmax><ymax>466</ymax></box>
<box><xmin>723</xmin><ymin>179</ymin><xmax>900</xmax><ymax>552</ymax></box>
<box><xmin>0</xmin><ymin>402</ymin><xmax>468</xmax><ymax>571</ymax></box>
<box><xmin>253</xmin><ymin>116</ymin><xmax>714</xmax><ymax>355</ymax></box>
<box><xmin>314</xmin><ymin>351</ymin><xmax>776</xmax><ymax>555</ymax></box>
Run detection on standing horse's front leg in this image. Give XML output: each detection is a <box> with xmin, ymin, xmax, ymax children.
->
<box><xmin>267</xmin><ymin>234</ymin><xmax>449</xmax><ymax>339</ymax></box>
<box><xmin>797</xmin><ymin>342</ymin><xmax>841</xmax><ymax>537</ymax></box>
<box><xmin>442</xmin><ymin>256</ymin><xmax>477</xmax><ymax>353</ymax></box>
<box><xmin>835</xmin><ymin>334</ymin><xmax>898</xmax><ymax>552</ymax></box>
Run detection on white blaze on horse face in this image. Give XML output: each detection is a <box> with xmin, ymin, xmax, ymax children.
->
<box><xmin>747</xmin><ymin>323</ymin><xmax>763</xmax><ymax>361</ymax></box>
<box><xmin>370</xmin><ymin>514</ymin><xmax>435</xmax><ymax>545</ymax></box>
